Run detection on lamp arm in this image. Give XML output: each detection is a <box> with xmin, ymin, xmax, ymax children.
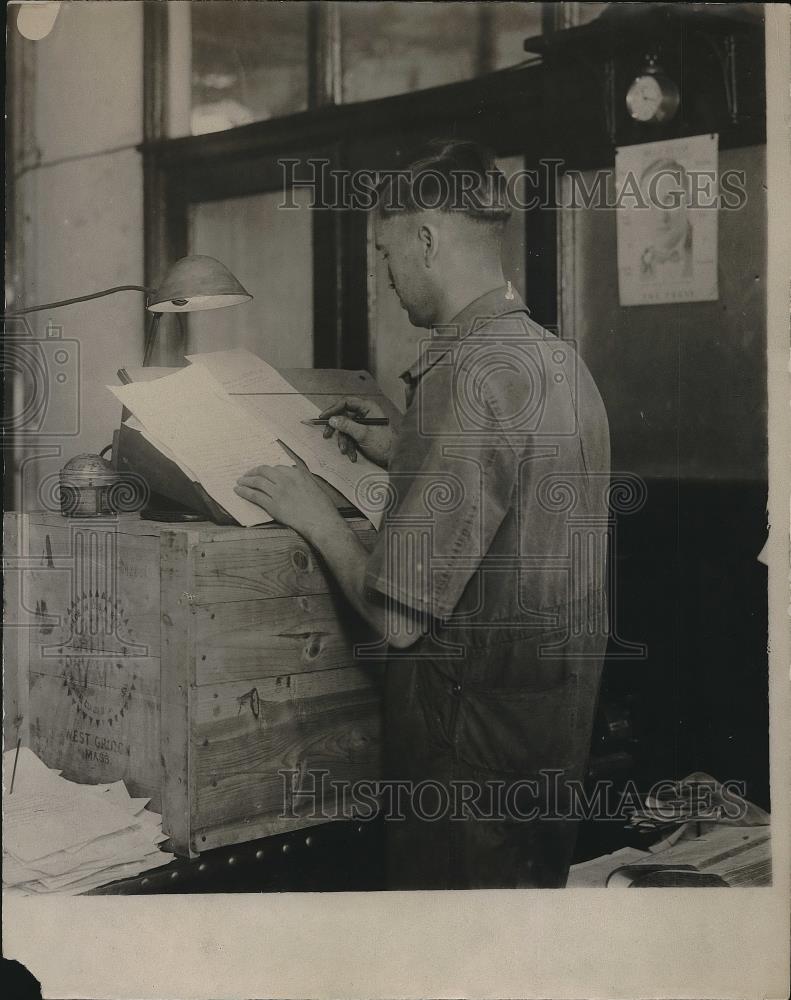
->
<box><xmin>3</xmin><ymin>284</ymin><xmax>151</xmax><ymax>318</ymax></box>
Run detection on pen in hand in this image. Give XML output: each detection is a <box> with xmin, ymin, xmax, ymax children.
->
<box><xmin>312</xmin><ymin>396</ymin><xmax>393</xmax><ymax>465</ymax></box>
<box><xmin>301</xmin><ymin>417</ymin><xmax>390</xmax><ymax>426</ymax></box>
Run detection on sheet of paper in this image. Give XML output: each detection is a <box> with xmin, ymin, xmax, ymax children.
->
<box><xmin>24</xmin><ymin>853</ymin><xmax>174</xmax><ymax>895</ymax></box>
<box><xmin>186</xmin><ymin>348</ymin><xmax>296</xmax><ymax>395</ymax></box>
<box><xmin>3</xmin><ymin>780</ymin><xmax>137</xmax><ymax>862</ymax></box>
<box><xmin>187</xmin><ymin>349</ymin><xmax>388</xmax><ymax>528</ymax></box>
<box><xmin>23</xmin><ymin>812</ymin><xmax>161</xmax><ymax>876</ymax></box>
<box><xmin>648</xmin><ymin>824</ymin><xmax>772</xmax><ymax>885</ymax></box>
<box><xmin>3</xmin><ymin>749</ymin><xmax>174</xmax><ymax>894</ymax></box>
<box><xmin>25</xmin><ymin>827</ymin><xmax>165</xmax><ymax>882</ymax></box>
<box><xmin>124</xmin><ymin>415</ymin><xmax>197</xmax><ymax>480</ymax></box>
<box><xmin>12</xmin><ymin>848</ymin><xmax>174</xmax><ymax>895</ymax></box>
<box><xmin>110</xmin><ymin>365</ymin><xmax>293</xmax><ymax>526</ymax></box>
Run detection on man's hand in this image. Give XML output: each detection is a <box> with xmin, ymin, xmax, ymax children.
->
<box><xmin>234</xmin><ymin>464</ymin><xmax>341</xmax><ymax>541</ymax></box>
<box><xmin>318</xmin><ymin>396</ymin><xmax>393</xmax><ymax>467</ymax></box>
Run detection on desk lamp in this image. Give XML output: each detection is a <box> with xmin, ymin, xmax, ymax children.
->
<box><xmin>4</xmin><ymin>256</ymin><xmax>252</xmax><ymax>519</ymax></box>
<box><xmin>4</xmin><ymin>254</ymin><xmax>253</xmax><ymax>365</ymax></box>
<box><xmin>142</xmin><ymin>254</ymin><xmax>252</xmax><ymax>364</ymax></box>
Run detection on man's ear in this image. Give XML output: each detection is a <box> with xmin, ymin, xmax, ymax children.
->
<box><xmin>417</xmin><ymin>221</ymin><xmax>440</xmax><ymax>267</ymax></box>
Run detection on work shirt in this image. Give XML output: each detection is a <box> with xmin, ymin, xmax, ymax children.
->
<box><xmin>363</xmin><ymin>285</ymin><xmax>611</xmax><ymax>888</ymax></box>
<box><xmin>365</xmin><ymin>284</ymin><xmax>611</xmax><ymax>636</ymax></box>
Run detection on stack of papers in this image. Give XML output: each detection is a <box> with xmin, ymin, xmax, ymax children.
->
<box><xmin>188</xmin><ymin>349</ymin><xmax>387</xmax><ymax>528</ymax></box>
<box><xmin>109</xmin><ymin>362</ymin><xmax>292</xmax><ymax>526</ymax></box>
<box><xmin>3</xmin><ymin>748</ymin><xmax>174</xmax><ymax>895</ymax></box>
<box><xmin>568</xmin><ymin>825</ymin><xmax>772</xmax><ymax>888</ymax></box>
<box><xmin>109</xmin><ymin>349</ymin><xmax>386</xmax><ymax>528</ymax></box>
<box><xmin>637</xmin><ymin>824</ymin><xmax>771</xmax><ymax>887</ymax></box>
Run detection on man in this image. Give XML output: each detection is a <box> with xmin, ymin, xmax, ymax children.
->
<box><xmin>235</xmin><ymin>140</ymin><xmax>610</xmax><ymax>889</ymax></box>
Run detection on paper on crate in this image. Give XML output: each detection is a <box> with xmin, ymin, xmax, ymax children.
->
<box><xmin>186</xmin><ymin>349</ymin><xmax>387</xmax><ymax>528</ymax></box>
<box><xmin>109</xmin><ymin>365</ymin><xmax>293</xmax><ymax>526</ymax></box>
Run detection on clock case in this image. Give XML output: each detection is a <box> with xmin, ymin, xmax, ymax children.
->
<box><xmin>523</xmin><ymin>3</ymin><xmax>765</xmax><ymax>157</ymax></box>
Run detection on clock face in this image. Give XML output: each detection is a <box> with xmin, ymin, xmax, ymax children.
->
<box><xmin>626</xmin><ymin>74</ymin><xmax>665</xmax><ymax>122</ymax></box>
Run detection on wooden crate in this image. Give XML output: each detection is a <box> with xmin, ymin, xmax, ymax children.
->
<box><xmin>4</xmin><ymin>511</ymin><xmax>383</xmax><ymax>856</ymax></box>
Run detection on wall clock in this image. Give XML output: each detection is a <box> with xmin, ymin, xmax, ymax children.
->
<box><xmin>625</xmin><ymin>59</ymin><xmax>681</xmax><ymax>123</ymax></box>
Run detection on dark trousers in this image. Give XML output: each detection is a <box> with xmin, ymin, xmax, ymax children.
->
<box><xmin>383</xmin><ymin>625</ymin><xmax>606</xmax><ymax>889</ymax></box>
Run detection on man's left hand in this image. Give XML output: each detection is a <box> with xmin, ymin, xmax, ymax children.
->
<box><xmin>235</xmin><ymin>464</ymin><xmax>340</xmax><ymax>539</ymax></box>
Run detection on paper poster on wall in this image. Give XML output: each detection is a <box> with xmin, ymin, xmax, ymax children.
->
<box><xmin>616</xmin><ymin>134</ymin><xmax>719</xmax><ymax>306</ymax></box>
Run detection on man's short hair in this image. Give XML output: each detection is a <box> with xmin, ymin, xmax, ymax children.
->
<box><xmin>376</xmin><ymin>139</ymin><xmax>512</xmax><ymax>225</ymax></box>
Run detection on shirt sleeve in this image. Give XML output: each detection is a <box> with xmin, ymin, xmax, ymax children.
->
<box><xmin>364</xmin><ymin>387</ymin><xmax>521</xmax><ymax>620</ymax></box>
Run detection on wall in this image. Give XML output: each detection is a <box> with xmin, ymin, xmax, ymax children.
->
<box><xmin>10</xmin><ymin>1</ymin><xmax>144</xmax><ymax>509</ymax></box>
<box><xmin>561</xmin><ymin>146</ymin><xmax>767</xmax><ymax>483</ymax></box>
<box><xmin>559</xmin><ymin>146</ymin><xmax>769</xmax><ymax>805</ymax></box>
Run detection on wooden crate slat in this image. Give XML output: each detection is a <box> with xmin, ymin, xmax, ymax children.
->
<box><xmin>193</xmin><ymin>665</ymin><xmax>378</xmax><ymax>726</ymax></box>
<box><xmin>194</xmin><ymin>682</ymin><xmax>381</xmax><ymax>829</ymax></box>
<box><xmin>194</xmin><ymin>727</ymin><xmax>381</xmax><ymax>831</ymax></box>
<box><xmin>193</xmin><ymin>593</ymin><xmax>372</xmax><ymax>684</ymax></box>
<box><xmin>194</xmin><ymin>677</ymin><xmax>381</xmax><ymax>770</ymax></box>
<box><xmin>23</xmin><ymin>511</ymin><xmax>168</xmax><ymax>538</ymax></box>
<box><xmin>192</xmin><ymin>524</ymin><xmax>376</xmax><ymax>604</ymax></box>
<box><xmin>159</xmin><ymin>528</ymin><xmax>198</xmax><ymax>857</ymax></box>
<box><xmin>193</xmin><ymin>535</ymin><xmax>330</xmax><ymax>603</ymax></box>
<box><xmin>190</xmin><ymin>516</ymin><xmax>374</xmax><ymax>545</ymax></box>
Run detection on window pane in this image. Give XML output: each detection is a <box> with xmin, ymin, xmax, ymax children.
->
<box><xmin>188</xmin><ymin>191</ymin><xmax>313</xmax><ymax>368</ymax></box>
<box><xmin>368</xmin><ymin>156</ymin><xmax>527</xmax><ymax>410</ymax></box>
<box><xmin>173</xmin><ymin>0</ymin><xmax>309</xmax><ymax>137</ymax></box>
<box><xmin>492</xmin><ymin>2</ymin><xmax>544</xmax><ymax>70</ymax></box>
<box><xmin>341</xmin><ymin>2</ymin><xmax>482</xmax><ymax>103</ymax></box>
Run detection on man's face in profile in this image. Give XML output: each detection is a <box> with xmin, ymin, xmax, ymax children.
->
<box><xmin>642</xmin><ymin>165</ymin><xmax>690</xmax><ymax>254</ymax></box>
<box><xmin>374</xmin><ymin>212</ymin><xmax>437</xmax><ymax>329</ymax></box>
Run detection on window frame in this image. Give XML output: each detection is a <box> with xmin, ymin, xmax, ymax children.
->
<box><xmin>141</xmin><ymin>1</ymin><xmax>559</xmax><ymax>370</ymax></box>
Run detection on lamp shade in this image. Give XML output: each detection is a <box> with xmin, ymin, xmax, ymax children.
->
<box><xmin>146</xmin><ymin>255</ymin><xmax>253</xmax><ymax>313</ymax></box>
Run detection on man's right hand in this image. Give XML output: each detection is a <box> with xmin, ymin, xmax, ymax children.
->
<box><xmin>318</xmin><ymin>396</ymin><xmax>394</xmax><ymax>467</ymax></box>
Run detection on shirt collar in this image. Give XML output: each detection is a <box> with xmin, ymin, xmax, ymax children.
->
<box><xmin>400</xmin><ymin>284</ymin><xmax>530</xmax><ymax>388</ymax></box>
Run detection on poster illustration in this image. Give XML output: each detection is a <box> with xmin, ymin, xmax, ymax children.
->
<box><xmin>616</xmin><ymin>133</ymin><xmax>719</xmax><ymax>306</ymax></box>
